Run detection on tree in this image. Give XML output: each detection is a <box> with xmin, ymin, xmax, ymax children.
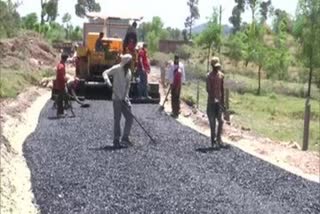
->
<box><xmin>75</xmin><ymin>0</ymin><xmax>101</xmax><ymax>18</ymax></box>
<box><xmin>184</xmin><ymin>0</ymin><xmax>200</xmax><ymax>39</ymax></box>
<box><xmin>40</xmin><ymin>0</ymin><xmax>59</xmax><ymax>24</ymax></box>
<box><xmin>226</xmin><ymin>32</ymin><xmax>246</xmax><ymax>67</ymax></box>
<box><xmin>62</xmin><ymin>12</ymin><xmax>71</xmax><ymax>39</ymax></box>
<box><xmin>182</xmin><ymin>29</ymin><xmax>188</xmax><ymax>41</ymax></box>
<box><xmin>294</xmin><ymin>0</ymin><xmax>320</xmax><ymax>150</ymax></box>
<box><xmin>0</xmin><ymin>0</ymin><xmax>21</xmax><ymax>38</ymax></box>
<box><xmin>22</xmin><ymin>13</ymin><xmax>38</xmax><ymax>30</ymax></box>
<box><xmin>273</xmin><ymin>9</ymin><xmax>293</xmax><ymax>33</ymax></box>
<box><xmin>197</xmin><ymin>8</ymin><xmax>221</xmax><ymax>72</ymax></box>
<box><xmin>139</xmin><ymin>17</ymin><xmax>167</xmax><ymax>53</ymax></box>
<box><xmin>229</xmin><ymin>0</ymin><xmax>245</xmax><ymax>33</ymax></box>
<box><xmin>259</xmin><ymin>0</ymin><xmax>272</xmax><ymax>24</ymax></box>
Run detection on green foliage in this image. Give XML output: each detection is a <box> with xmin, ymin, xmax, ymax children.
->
<box><xmin>229</xmin><ymin>0</ymin><xmax>245</xmax><ymax>33</ymax></box>
<box><xmin>176</xmin><ymin>45</ymin><xmax>192</xmax><ymax>60</ymax></box>
<box><xmin>181</xmin><ymin>94</ymin><xmax>196</xmax><ymax>107</ymax></box>
<box><xmin>185</xmin><ymin>0</ymin><xmax>200</xmax><ymax>39</ymax></box>
<box><xmin>165</xmin><ymin>27</ymin><xmax>182</xmax><ymax>40</ymax></box>
<box><xmin>259</xmin><ymin>0</ymin><xmax>272</xmax><ymax>24</ymax></box>
<box><xmin>75</xmin><ymin>0</ymin><xmax>101</xmax><ymax>18</ymax></box>
<box><xmin>225</xmin><ymin>32</ymin><xmax>246</xmax><ymax>65</ymax></box>
<box><xmin>140</xmin><ymin>17</ymin><xmax>168</xmax><ymax>53</ymax></box>
<box><xmin>22</xmin><ymin>13</ymin><xmax>38</xmax><ymax>30</ymax></box>
<box><xmin>0</xmin><ymin>0</ymin><xmax>21</xmax><ymax>38</ymax></box>
<box><xmin>272</xmin><ymin>9</ymin><xmax>293</xmax><ymax>33</ymax></box>
<box><xmin>40</xmin><ymin>0</ymin><xmax>59</xmax><ymax>24</ymax></box>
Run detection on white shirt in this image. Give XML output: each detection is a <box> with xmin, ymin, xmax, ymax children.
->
<box><xmin>167</xmin><ymin>62</ymin><xmax>186</xmax><ymax>84</ymax></box>
<box><xmin>103</xmin><ymin>64</ymin><xmax>132</xmax><ymax>100</ymax></box>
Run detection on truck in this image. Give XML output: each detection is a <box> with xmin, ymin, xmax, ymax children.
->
<box><xmin>73</xmin><ymin>13</ymin><xmax>160</xmax><ymax>103</ymax></box>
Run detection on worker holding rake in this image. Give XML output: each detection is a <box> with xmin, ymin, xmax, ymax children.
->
<box><xmin>103</xmin><ymin>54</ymin><xmax>134</xmax><ymax>148</ymax></box>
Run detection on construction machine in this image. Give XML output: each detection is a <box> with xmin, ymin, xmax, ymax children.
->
<box><xmin>69</xmin><ymin>13</ymin><xmax>160</xmax><ymax>103</ymax></box>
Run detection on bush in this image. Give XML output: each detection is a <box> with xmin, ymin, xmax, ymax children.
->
<box><xmin>176</xmin><ymin>45</ymin><xmax>192</xmax><ymax>60</ymax></box>
<box><xmin>182</xmin><ymin>95</ymin><xmax>196</xmax><ymax>107</ymax></box>
<box><xmin>150</xmin><ymin>52</ymin><xmax>173</xmax><ymax>66</ymax></box>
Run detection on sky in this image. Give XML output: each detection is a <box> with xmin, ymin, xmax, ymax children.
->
<box><xmin>17</xmin><ymin>0</ymin><xmax>299</xmax><ymax>29</ymax></box>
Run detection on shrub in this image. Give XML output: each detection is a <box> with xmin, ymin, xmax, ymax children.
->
<box><xmin>182</xmin><ymin>95</ymin><xmax>196</xmax><ymax>107</ymax></box>
<box><xmin>176</xmin><ymin>45</ymin><xmax>192</xmax><ymax>60</ymax></box>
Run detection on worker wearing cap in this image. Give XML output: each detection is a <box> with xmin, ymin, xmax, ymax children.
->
<box><xmin>54</xmin><ymin>53</ymin><xmax>69</xmax><ymax>117</ymax></box>
<box><xmin>167</xmin><ymin>55</ymin><xmax>186</xmax><ymax>118</ymax></box>
<box><xmin>206</xmin><ymin>57</ymin><xmax>229</xmax><ymax>149</ymax></box>
<box><xmin>103</xmin><ymin>54</ymin><xmax>133</xmax><ymax>148</ymax></box>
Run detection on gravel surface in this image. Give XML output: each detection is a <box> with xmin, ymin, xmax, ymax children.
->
<box><xmin>23</xmin><ymin>101</ymin><xmax>320</xmax><ymax>214</ymax></box>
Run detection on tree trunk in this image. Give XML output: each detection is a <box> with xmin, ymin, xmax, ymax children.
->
<box><xmin>40</xmin><ymin>0</ymin><xmax>45</xmax><ymax>25</ymax></box>
<box><xmin>207</xmin><ymin>46</ymin><xmax>211</xmax><ymax>73</ymax></box>
<box><xmin>258</xmin><ymin>65</ymin><xmax>262</xmax><ymax>95</ymax></box>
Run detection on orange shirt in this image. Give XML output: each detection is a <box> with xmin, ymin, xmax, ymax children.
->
<box><xmin>55</xmin><ymin>62</ymin><xmax>66</xmax><ymax>90</ymax></box>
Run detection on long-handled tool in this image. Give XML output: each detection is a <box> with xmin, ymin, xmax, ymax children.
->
<box><xmin>113</xmin><ymin>91</ymin><xmax>156</xmax><ymax>144</ymax></box>
<box><xmin>158</xmin><ymin>86</ymin><xmax>171</xmax><ymax>112</ymax></box>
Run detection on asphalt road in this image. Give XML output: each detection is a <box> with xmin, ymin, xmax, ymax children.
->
<box><xmin>23</xmin><ymin>100</ymin><xmax>320</xmax><ymax>214</ymax></box>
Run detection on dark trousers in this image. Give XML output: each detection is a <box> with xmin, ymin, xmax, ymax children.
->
<box><xmin>171</xmin><ymin>85</ymin><xmax>181</xmax><ymax>116</ymax></box>
<box><xmin>137</xmin><ymin>70</ymin><xmax>148</xmax><ymax>97</ymax></box>
<box><xmin>207</xmin><ymin>102</ymin><xmax>223</xmax><ymax>143</ymax></box>
<box><xmin>56</xmin><ymin>90</ymin><xmax>66</xmax><ymax>115</ymax></box>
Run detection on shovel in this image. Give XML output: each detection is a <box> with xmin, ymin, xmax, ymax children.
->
<box><xmin>158</xmin><ymin>86</ymin><xmax>171</xmax><ymax>112</ymax></box>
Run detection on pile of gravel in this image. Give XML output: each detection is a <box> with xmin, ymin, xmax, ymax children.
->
<box><xmin>23</xmin><ymin>101</ymin><xmax>320</xmax><ymax>213</ymax></box>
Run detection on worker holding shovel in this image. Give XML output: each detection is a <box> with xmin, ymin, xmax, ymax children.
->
<box><xmin>103</xmin><ymin>54</ymin><xmax>134</xmax><ymax>148</ymax></box>
<box><xmin>167</xmin><ymin>55</ymin><xmax>185</xmax><ymax>118</ymax></box>
<box><xmin>206</xmin><ymin>58</ymin><xmax>229</xmax><ymax>150</ymax></box>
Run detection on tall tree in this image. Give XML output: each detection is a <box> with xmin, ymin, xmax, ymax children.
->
<box><xmin>259</xmin><ymin>0</ymin><xmax>272</xmax><ymax>24</ymax></box>
<box><xmin>0</xmin><ymin>0</ymin><xmax>21</xmax><ymax>38</ymax></box>
<box><xmin>40</xmin><ymin>0</ymin><xmax>58</xmax><ymax>24</ymax></box>
<box><xmin>75</xmin><ymin>0</ymin><xmax>101</xmax><ymax>18</ymax></box>
<box><xmin>197</xmin><ymin>8</ymin><xmax>221</xmax><ymax>72</ymax></box>
<box><xmin>184</xmin><ymin>0</ymin><xmax>200</xmax><ymax>39</ymax></box>
<box><xmin>273</xmin><ymin>9</ymin><xmax>293</xmax><ymax>33</ymax></box>
<box><xmin>22</xmin><ymin>13</ymin><xmax>38</xmax><ymax>30</ymax></box>
<box><xmin>295</xmin><ymin>0</ymin><xmax>320</xmax><ymax>150</ymax></box>
<box><xmin>62</xmin><ymin>12</ymin><xmax>71</xmax><ymax>40</ymax></box>
<box><xmin>229</xmin><ymin>0</ymin><xmax>245</xmax><ymax>33</ymax></box>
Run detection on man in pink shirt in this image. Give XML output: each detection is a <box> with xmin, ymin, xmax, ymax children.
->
<box><xmin>137</xmin><ymin>43</ymin><xmax>151</xmax><ymax>99</ymax></box>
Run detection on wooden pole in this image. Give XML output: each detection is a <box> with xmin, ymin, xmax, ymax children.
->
<box><xmin>197</xmin><ymin>80</ymin><xmax>200</xmax><ymax>109</ymax></box>
<box><xmin>302</xmin><ymin>98</ymin><xmax>311</xmax><ymax>151</ymax></box>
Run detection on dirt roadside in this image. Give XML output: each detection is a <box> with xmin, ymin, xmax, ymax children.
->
<box><xmin>1</xmin><ymin>87</ymin><xmax>51</xmax><ymax>214</ymax></box>
<box><xmin>150</xmin><ymin>66</ymin><xmax>319</xmax><ymax>183</ymax></box>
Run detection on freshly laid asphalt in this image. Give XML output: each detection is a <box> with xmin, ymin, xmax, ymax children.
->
<box><xmin>23</xmin><ymin>101</ymin><xmax>320</xmax><ymax>214</ymax></box>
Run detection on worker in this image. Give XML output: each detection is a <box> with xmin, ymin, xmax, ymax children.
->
<box><xmin>54</xmin><ymin>53</ymin><xmax>69</xmax><ymax>117</ymax></box>
<box><xmin>123</xmin><ymin>21</ymin><xmax>138</xmax><ymax>53</ymax></box>
<box><xmin>168</xmin><ymin>55</ymin><xmax>185</xmax><ymax>118</ymax></box>
<box><xmin>102</xmin><ymin>54</ymin><xmax>133</xmax><ymax>148</ymax></box>
<box><xmin>95</xmin><ymin>32</ymin><xmax>104</xmax><ymax>52</ymax></box>
<box><xmin>206</xmin><ymin>58</ymin><xmax>229</xmax><ymax>150</ymax></box>
<box><xmin>137</xmin><ymin>43</ymin><xmax>151</xmax><ymax>99</ymax></box>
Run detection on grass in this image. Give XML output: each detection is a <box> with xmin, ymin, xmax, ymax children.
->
<box><xmin>181</xmin><ymin>81</ymin><xmax>320</xmax><ymax>151</ymax></box>
<box><xmin>0</xmin><ymin>68</ymin><xmax>54</xmax><ymax>98</ymax></box>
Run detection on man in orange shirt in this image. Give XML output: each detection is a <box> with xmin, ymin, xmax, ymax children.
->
<box><xmin>55</xmin><ymin>53</ymin><xmax>68</xmax><ymax>117</ymax></box>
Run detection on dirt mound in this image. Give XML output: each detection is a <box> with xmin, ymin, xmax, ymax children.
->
<box><xmin>0</xmin><ymin>31</ymin><xmax>59</xmax><ymax>71</ymax></box>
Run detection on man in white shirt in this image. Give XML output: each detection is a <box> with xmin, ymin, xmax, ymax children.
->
<box><xmin>103</xmin><ymin>54</ymin><xmax>133</xmax><ymax>148</ymax></box>
<box><xmin>167</xmin><ymin>56</ymin><xmax>186</xmax><ymax>84</ymax></box>
<box><xmin>167</xmin><ymin>55</ymin><xmax>186</xmax><ymax>118</ymax></box>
